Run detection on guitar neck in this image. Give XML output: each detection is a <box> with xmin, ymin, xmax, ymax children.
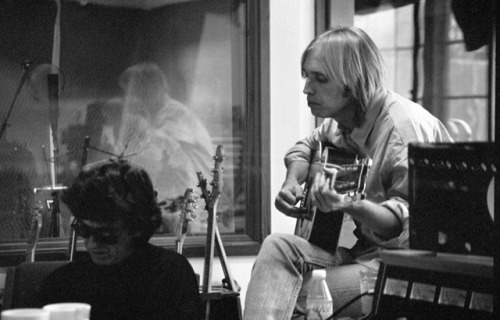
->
<box><xmin>26</xmin><ymin>202</ymin><xmax>44</xmax><ymax>262</ymax></box>
<box><xmin>175</xmin><ymin>235</ymin><xmax>186</xmax><ymax>255</ymax></box>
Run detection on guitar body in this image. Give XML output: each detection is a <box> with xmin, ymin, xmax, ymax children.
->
<box><xmin>294</xmin><ymin>144</ymin><xmax>370</xmax><ymax>253</ymax></box>
<box><xmin>295</xmin><ymin>208</ymin><xmax>344</xmax><ymax>253</ymax></box>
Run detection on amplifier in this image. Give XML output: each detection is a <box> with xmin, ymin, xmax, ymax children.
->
<box><xmin>370</xmin><ymin>250</ymin><xmax>494</xmax><ymax>320</ymax></box>
<box><xmin>408</xmin><ymin>142</ymin><xmax>496</xmax><ymax>257</ymax></box>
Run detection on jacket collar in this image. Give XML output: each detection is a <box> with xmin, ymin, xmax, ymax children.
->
<box><xmin>344</xmin><ymin>89</ymin><xmax>388</xmax><ymax>148</ymax></box>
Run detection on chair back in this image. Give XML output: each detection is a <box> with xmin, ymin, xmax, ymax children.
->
<box><xmin>2</xmin><ymin>261</ymin><xmax>69</xmax><ymax>310</ymax></box>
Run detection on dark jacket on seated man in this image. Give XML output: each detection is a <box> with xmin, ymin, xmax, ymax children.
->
<box><xmin>39</xmin><ymin>243</ymin><xmax>199</xmax><ymax>320</ymax></box>
<box><xmin>36</xmin><ymin>159</ymin><xmax>201</xmax><ymax>320</ymax></box>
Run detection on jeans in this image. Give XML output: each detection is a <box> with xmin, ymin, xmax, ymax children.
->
<box><xmin>243</xmin><ymin>233</ymin><xmax>368</xmax><ymax>320</ymax></box>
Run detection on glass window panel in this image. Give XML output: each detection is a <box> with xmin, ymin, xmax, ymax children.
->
<box><xmin>355</xmin><ymin>0</ymin><xmax>491</xmax><ymax>143</ymax></box>
<box><xmin>394</xmin><ymin>49</ymin><xmax>415</xmax><ymax>98</ymax></box>
<box><xmin>0</xmin><ymin>0</ymin><xmax>266</xmax><ymax>257</ymax></box>
<box><xmin>382</xmin><ymin>50</ymin><xmax>397</xmax><ymax>92</ymax></box>
<box><xmin>448</xmin><ymin>14</ymin><xmax>464</xmax><ymax>42</ymax></box>
<box><xmin>415</xmin><ymin>45</ymin><xmax>425</xmax><ymax>99</ymax></box>
<box><xmin>444</xmin><ymin>99</ymin><xmax>489</xmax><ymax>142</ymax></box>
<box><xmin>447</xmin><ymin>44</ymin><xmax>489</xmax><ymax>97</ymax></box>
<box><xmin>395</xmin><ymin>4</ymin><xmax>415</xmax><ymax>47</ymax></box>
<box><xmin>355</xmin><ymin>9</ymin><xmax>396</xmax><ymax>49</ymax></box>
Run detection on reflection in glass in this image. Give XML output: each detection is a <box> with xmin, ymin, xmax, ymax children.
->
<box><xmin>0</xmin><ymin>0</ymin><xmax>248</xmax><ymax>243</ymax></box>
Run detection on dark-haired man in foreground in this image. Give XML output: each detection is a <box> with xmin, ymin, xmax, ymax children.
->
<box><xmin>39</xmin><ymin>159</ymin><xmax>201</xmax><ymax>320</ymax></box>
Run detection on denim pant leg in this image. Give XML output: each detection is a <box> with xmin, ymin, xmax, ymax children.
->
<box><xmin>326</xmin><ymin>263</ymin><xmax>369</xmax><ymax>318</ymax></box>
<box><xmin>243</xmin><ymin>233</ymin><xmax>345</xmax><ymax>320</ymax></box>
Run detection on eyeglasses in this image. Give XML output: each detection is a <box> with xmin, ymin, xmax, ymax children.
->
<box><xmin>71</xmin><ymin>219</ymin><xmax>125</xmax><ymax>245</ymax></box>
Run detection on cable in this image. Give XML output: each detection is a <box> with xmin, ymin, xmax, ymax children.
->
<box><xmin>326</xmin><ymin>291</ymin><xmax>373</xmax><ymax>320</ymax></box>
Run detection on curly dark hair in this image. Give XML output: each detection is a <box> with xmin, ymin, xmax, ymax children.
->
<box><xmin>62</xmin><ymin>159</ymin><xmax>162</xmax><ymax>244</ymax></box>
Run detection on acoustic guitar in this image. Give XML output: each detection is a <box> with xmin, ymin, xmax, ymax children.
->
<box><xmin>294</xmin><ymin>144</ymin><xmax>371</xmax><ymax>253</ymax></box>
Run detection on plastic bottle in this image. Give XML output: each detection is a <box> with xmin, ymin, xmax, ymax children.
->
<box><xmin>296</xmin><ymin>269</ymin><xmax>333</xmax><ymax>320</ymax></box>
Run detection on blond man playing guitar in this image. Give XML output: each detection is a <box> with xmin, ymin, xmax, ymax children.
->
<box><xmin>243</xmin><ymin>26</ymin><xmax>452</xmax><ymax>320</ymax></box>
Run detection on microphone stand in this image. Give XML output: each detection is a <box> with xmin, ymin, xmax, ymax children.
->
<box><xmin>0</xmin><ymin>60</ymin><xmax>32</xmax><ymax>140</ymax></box>
<box><xmin>68</xmin><ymin>136</ymin><xmax>90</xmax><ymax>261</ymax></box>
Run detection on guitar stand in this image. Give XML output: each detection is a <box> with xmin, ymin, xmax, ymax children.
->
<box><xmin>198</xmin><ymin>145</ymin><xmax>242</xmax><ymax>320</ymax></box>
<box><xmin>200</xmin><ymin>225</ymin><xmax>242</xmax><ymax>320</ymax></box>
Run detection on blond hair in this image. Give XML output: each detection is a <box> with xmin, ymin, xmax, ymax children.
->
<box><xmin>301</xmin><ymin>26</ymin><xmax>385</xmax><ymax>113</ymax></box>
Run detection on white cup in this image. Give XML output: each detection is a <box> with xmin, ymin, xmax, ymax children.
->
<box><xmin>42</xmin><ymin>303</ymin><xmax>91</xmax><ymax>320</ymax></box>
<box><xmin>1</xmin><ymin>309</ymin><xmax>50</xmax><ymax>320</ymax></box>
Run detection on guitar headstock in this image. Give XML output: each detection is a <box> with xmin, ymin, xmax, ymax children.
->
<box><xmin>180</xmin><ymin>188</ymin><xmax>199</xmax><ymax>223</ymax></box>
<box><xmin>197</xmin><ymin>145</ymin><xmax>225</xmax><ymax>210</ymax></box>
<box><xmin>175</xmin><ymin>188</ymin><xmax>200</xmax><ymax>240</ymax></box>
<box><xmin>197</xmin><ymin>171</ymin><xmax>210</xmax><ymax>210</ymax></box>
<box><xmin>210</xmin><ymin>145</ymin><xmax>225</xmax><ymax>206</ymax></box>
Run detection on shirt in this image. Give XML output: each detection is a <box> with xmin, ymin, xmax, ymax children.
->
<box><xmin>38</xmin><ymin>243</ymin><xmax>201</xmax><ymax>320</ymax></box>
<box><xmin>285</xmin><ymin>90</ymin><xmax>453</xmax><ymax>256</ymax></box>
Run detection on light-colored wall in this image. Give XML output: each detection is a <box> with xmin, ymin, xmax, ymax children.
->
<box><xmin>186</xmin><ymin>0</ymin><xmax>316</xmax><ymax>309</ymax></box>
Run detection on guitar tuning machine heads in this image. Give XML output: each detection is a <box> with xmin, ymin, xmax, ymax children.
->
<box><xmin>191</xmin><ymin>193</ymin><xmax>200</xmax><ymax>201</ymax></box>
<box><xmin>213</xmin><ymin>151</ymin><xmax>226</xmax><ymax>160</ymax></box>
<box><xmin>211</xmin><ymin>167</ymin><xmax>224</xmax><ymax>174</ymax></box>
<box><xmin>199</xmin><ymin>192</ymin><xmax>209</xmax><ymax>200</ymax></box>
<box><xmin>212</xmin><ymin>155</ymin><xmax>226</xmax><ymax>163</ymax></box>
<box><xmin>210</xmin><ymin>181</ymin><xmax>220</xmax><ymax>188</ymax></box>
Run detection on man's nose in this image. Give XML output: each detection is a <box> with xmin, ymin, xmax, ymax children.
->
<box><xmin>303</xmin><ymin>78</ymin><xmax>314</xmax><ymax>95</ymax></box>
